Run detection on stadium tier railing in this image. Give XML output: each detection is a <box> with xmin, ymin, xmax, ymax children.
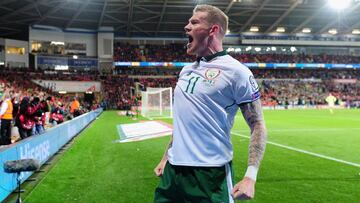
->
<box><xmin>0</xmin><ymin>108</ymin><xmax>103</xmax><ymax>202</ymax></box>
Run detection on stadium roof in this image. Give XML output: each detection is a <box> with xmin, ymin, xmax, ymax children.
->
<box><xmin>1</xmin><ymin>0</ymin><xmax>360</xmax><ymax>39</ymax></box>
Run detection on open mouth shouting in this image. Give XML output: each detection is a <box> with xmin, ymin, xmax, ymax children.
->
<box><xmin>187</xmin><ymin>34</ymin><xmax>194</xmax><ymax>49</ymax></box>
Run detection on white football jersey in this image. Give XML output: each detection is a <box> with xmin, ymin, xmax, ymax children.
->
<box><xmin>168</xmin><ymin>51</ymin><xmax>260</xmax><ymax>167</ymax></box>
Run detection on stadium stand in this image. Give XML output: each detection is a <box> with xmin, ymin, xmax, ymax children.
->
<box><xmin>114</xmin><ymin>43</ymin><xmax>360</xmax><ymax>63</ymax></box>
<box><xmin>112</xmin><ymin>43</ymin><xmax>360</xmax><ymax>109</ymax></box>
<box><xmin>0</xmin><ymin>69</ymin><xmax>100</xmax><ymax>145</ymax></box>
<box><xmin>3</xmin><ymin>67</ymin><xmax>359</xmax><ymax>114</ymax></box>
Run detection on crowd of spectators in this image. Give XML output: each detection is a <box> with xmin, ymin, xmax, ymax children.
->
<box><xmin>100</xmin><ymin>74</ymin><xmax>177</xmax><ymax>110</ymax></box>
<box><xmin>232</xmin><ymin>53</ymin><xmax>360</xmax><ymax>64</ymax></box>
<box><xmin>115</xmin><ymin>67</ymin><xmax>180</xmax><ymax>76</ymax></box>
<box><xmin>112</xmin><ymin>69</ymin><xmax>360</xmax><ymax>109</ymax></box>
<box><xmin>252</xmin><ymin>69</ymin><xmax>360</xmax><ymax>80</ymax></box>
<box><xmin>114</xmin><ymin>43</ymin><xmax>196</xmax><ymax>62</ymax></box>
<box><xmin>114</xmin><ymin>43</ymin><xmax>360</xmax><ymax>64</ymax></box>
<box><xmin>113</xmin><ymin>43</ymin><xmax>360</xmax><ymax>108</ymax></box>
<box><xmin>104</xmin><ymin>67</ymin><xmax>360</xmax><ymax>109</ymax></box>
<box><xmin>259</xmin><ymin>80</ymin><xmax>360</xmax><ymax>108</ymax></box>
<box><xmin>4</xmin><ymin>66</ymin><xmax>359</xmax><ymax>113</ymax></box>
<box><xmin>0</xmin><ymin>69</ymin><xmax>98</xmax><ymax>146</ymax></box>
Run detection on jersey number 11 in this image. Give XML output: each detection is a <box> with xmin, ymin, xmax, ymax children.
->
<box><xmin>185</xmin><ymin>76</ymin><xmax>200</xmax><ymax>94</ymax></box>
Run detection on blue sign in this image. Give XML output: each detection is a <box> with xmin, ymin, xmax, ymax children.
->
<box><xmin>37</xmin><ymin>56</ymin><xmax>98</xmax><ymax>68</ymax></box>
<box><xmin>37</xmin><ymin>56</ymin><xmax>68</xmax><ymax>66</ymax></box>
<box><xmin>68</xmin><ymin>58</ymin><xmax>98</xmax><ymax>67</ymax></box>
<box><xmin>114</xmin><ymin>61</ymin><xmax>360</xmax><ymax>69</ymax></box>
<box><xmin>0</xmin><ymin>109</ymin><xmax>102</xmax><ymax>202</ymax></box>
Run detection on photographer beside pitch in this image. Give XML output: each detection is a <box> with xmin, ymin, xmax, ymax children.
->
<box><xmin>154</xmin><ymin>4</ymin><xmax>267</xmax><ymax>202</ymax></box>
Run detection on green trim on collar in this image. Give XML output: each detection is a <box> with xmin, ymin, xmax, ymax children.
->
<box><xmin>197</xmin><ymin>50</ymin><xmax>227</xmax><ymax>62</ymax></box>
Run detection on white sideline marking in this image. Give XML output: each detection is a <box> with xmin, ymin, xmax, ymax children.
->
<box><xmin>231</xmin><ymin>132</ymin><xmax>360</xmax><ymax>168</ymax></box>
<box><xmin>235</xmin><ymin>128</ymin><xmax>360</xmax><ymax>133</ymax></box>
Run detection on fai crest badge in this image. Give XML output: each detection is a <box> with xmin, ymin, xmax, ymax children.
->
<box><xmin>249</xmin><ymin>75</ymin><xmax>259</xmax><ymax>91</ymax></box>
<box><xmin>205</xmin><ymin>68</ymin><xmax>221</xmax><ymax>80</ymax></box>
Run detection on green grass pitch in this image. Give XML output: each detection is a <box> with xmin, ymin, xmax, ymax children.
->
<box><xmin>23</xmin><ymin>109</ymin><xmax>360</xmax><ymax>202</ymax></box>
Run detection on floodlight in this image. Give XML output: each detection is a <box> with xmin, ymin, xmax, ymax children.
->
<box><xmin>226</xmin><ymin>29</ymin><xmax>230</xmax><ymax>34</ymax></box>
<box><xmin>352</xmin><ymin>29</ymin><xmax>360</xmax><ymax>34</ymax></box>
<box><xmin>290</xmin><ymin>47</ymin><xmax>297</xmax><ymax>52</ymax></box>
<box><xmin>250</xmin><ymin>26</ymin><xmax>259</xmax><ymax>32</ymax></box>
<box><xmin>226</xmin><ymin>47</ymin><xmax>235</xmax><ymax>52</ymax></box>
<box><xmin>302</xmin><ymin>28</ymin><xmax>311</xmax><ymax>33</ymax></box>
<box><xmin>328</xmin><ymin>28</ymin><xmax>337</xmax><ymax>35</ymax></box>
<box><xmin>328</xmin><ymin>0</ymin><xmax>352</xmax><ymax>10</ymax></box>
<box><xmin>254</xmin><ymin>47</ymin><xmax>261</xmax><ymax>52</ymax></box>
<box><xmin>276</xmin><ymin>27</ymin><xmax>285</xmax><ymax>33</ymax></box>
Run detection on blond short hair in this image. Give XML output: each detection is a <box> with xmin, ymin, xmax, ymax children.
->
<box><xmin>194</xmin><ymin>4</ymin><xmax>229</xmax><ymax>37</ymax></box>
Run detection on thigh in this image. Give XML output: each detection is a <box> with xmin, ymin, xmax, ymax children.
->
<box><xmin>155</xmin><ymin>163</ymin><xmax>234</xmax><ymax>203</ymax></box>
<box><xmin>154</xmin><ymin>162</ymin><xmax>181</xmax><ymax>203</ymax></box>
<box><xmin>180</xmin><ymin>164</ymin><xmax>233</xmax><ymax>203</ymax></box>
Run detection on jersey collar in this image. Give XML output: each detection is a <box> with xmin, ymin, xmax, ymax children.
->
<box><xmin>196</xmin><ymin>50</ymin><xmax>227</xmax><ymax>63</ymax></box>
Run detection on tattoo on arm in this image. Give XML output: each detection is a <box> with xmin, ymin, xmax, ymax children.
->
<box><xmin>239</xmin><ymin>99</ymin><xmax>267</xmax><ymax>167</ymax></box>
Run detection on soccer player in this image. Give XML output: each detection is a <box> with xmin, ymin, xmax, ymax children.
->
<box><xmin>325</xmin><ymin>93</ymin><xmax>337</xmax><ymax>114</ymax></box>
<box><xmin>154</xmin><ymin>4</ymin><xmax>267</xmax><ymax>202</ymax></box>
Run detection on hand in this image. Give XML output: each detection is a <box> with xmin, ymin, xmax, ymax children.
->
<box><xmin>231</xmin><ymin>177</ymin><xmax>256</xmax><ymax>200</ymax></box>
<box><xmin>154</xmin><ymin>159</ymin><xmax>167</xmax><ymax>177</ymax></box>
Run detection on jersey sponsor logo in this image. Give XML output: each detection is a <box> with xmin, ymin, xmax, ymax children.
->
<box><xmin>249</xmin><ymin>75</ymin><xmax>259</xmax><ymax>91</ymax></box>
<box><xmin>205</xmin><ymin>68</ymin><xmax>221</xmax><ymax>80</ymax></box>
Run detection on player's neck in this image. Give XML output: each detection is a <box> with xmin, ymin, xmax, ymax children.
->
<box><xmin>196</xmin><ymin>46</ymin><xmax>226</xmax><ymax>63</ymax></box>
<box><xmin>197</xmin><ymin>40</ymin><xmax>223</xmax><ymax>58</ymax></box>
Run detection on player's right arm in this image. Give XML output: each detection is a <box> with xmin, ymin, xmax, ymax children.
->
<box><xmin>154</xmin><ymin>135</ymin><xmax>173</xmax><ymax>177</ymax></box>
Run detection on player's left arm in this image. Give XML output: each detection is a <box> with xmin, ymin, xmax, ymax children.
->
<box><xmin>232</xmin><ymin>99</ymin><xmax>267</xmax><ymax>200</ymax></box>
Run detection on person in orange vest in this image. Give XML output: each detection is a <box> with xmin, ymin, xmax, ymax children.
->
<box><xmin>70</xmin><ymin>97</ymin><xmax>80</xmax><ymax>117</ymax></box>
<box><xmin>0</xmin><ymin>93</ymin><xmax>13</xmax><ymax>145</ymax></box>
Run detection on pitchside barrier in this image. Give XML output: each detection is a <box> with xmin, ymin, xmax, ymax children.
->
<box><xmin>0</xmin><ymin>108</ymin><xmax>103</xmax><ymax>202</ymax></box>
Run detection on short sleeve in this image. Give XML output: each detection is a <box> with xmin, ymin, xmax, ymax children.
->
<box><xmin>233</xmin><ymin>69</ymin><xmax>260</xmax><ymax>105</ymax></box>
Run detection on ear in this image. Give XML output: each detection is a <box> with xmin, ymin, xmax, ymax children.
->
<box><xmin>209</xmin><ymin>24</ymin><xmax>220</xmax><ymax>37</ymax></box>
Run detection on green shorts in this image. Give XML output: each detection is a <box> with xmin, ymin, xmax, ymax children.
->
<box><xmin>154</xmin><ymin>162</ymin><xmax>234</xmax><ymax>203</ymax></box>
